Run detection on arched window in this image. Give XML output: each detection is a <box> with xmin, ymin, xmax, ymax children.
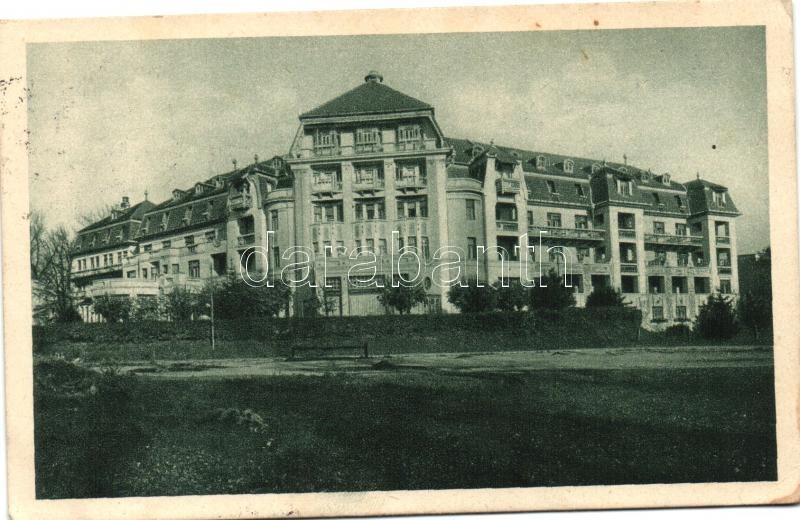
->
<box><xmin>563</xmin><ymin>159</ymin><xmax>574</xmax><ymax>174</ymax></box>
<box><xmin>536</xmin><ymin>155</ymin><xmax>546</xmax><ymax>170</ymax></box>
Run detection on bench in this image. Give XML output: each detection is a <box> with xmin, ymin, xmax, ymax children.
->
<box><xmin>289</xmin><ymin>339</ymin><xmax>369</xmax><ymax>360</ymax></box>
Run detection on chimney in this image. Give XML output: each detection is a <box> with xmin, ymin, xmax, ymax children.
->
<box><xmin>364</xmin><ymin>70</ymin><xmax>384</xmax><ymax>83</ymax></box>
<box><xmin>120</xmin><ymin>196</ymin><xmax>130</xmax><ymax>209</ymax></box>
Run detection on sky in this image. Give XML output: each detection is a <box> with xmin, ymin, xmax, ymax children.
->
<box><xmin>27</xmin><ymin>26</ymin><xmax>769</xmax><ymax>253</ymax></box>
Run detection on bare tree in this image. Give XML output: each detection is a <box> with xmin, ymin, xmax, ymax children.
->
<box><xmin>29</xmin><ymin>210</ymin><xmax>47</xmax><ymax>280</ymax></box>
<box><xmin>77</xmin><ymin>203</ymin><xmax>115</xmax><ymax>228</ymax></box>
<box><xmin>32</xmin><ymin>224</ymin><xmax>80</xmax><ymax>323</ymax></box>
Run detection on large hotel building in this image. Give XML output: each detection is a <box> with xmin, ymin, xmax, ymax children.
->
<box><xmin>71</xmin><ymin>71</ymin><xmax>740</xmax><ymax>327</ymax></box>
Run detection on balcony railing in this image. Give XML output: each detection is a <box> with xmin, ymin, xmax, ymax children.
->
<box><xmin>620</xmin><ymin>263</ymin><xmax>638</xmax><ymax>273</ymax></box>
<box><xmin>313</xmin><ymin>145</ymin><xmax>341</xmax><ymax>157</ymax></box>
<box><xmin>529</xmin><ymin>225</ymin><xmax>606</xmax><ymax>242</ymax></box>
<box><xmin>395</xmin><ymin>140</ymin><xmax>426</xmax><ymax>152</ymax></box>
<box><xmin>496</xmin><ymin>220</ymin><xmax>518</xmax><ymax>232</ymax></box>
<box><xmin>237</xmin><ymin>234</ymin><xmax>256</xmax><ymax>247</ymax></box>
<box><xmin>718</xmin><ymin>265</ymin><xmax>732</xmax><ymax>274</ymax></box>
<box><xmin>645</xmin><ymin>233</ymin><xmax>704</xmax><ymax>247</ymax></box>
<box><xmin>618</xmin><ymin>228</ymin><xmax>636</xmax><ymax>240</ymax></box>
<box><xmin>395</xmin><ymin>176</ymin><xmax>427</xmax><ymax>189</ymax></box>
<box><xmin>312</xmin><ymin>180</ymin><xmax>343</xmax><ymax>195</ymax></box>
<box><xmin>716</xmin><ymin>235</ymin><xmax>731</xmax><ymax>244</ymax></box>
<box><xmin>496</xmin><ymin>178</ymin><xmax>521</xmax><ymax>195</ymax></box>
<box><xmin>354</xmin><ymin>143</ymin><xmax>383</xmax><ymax>154</ymax></box>
<box><xmin>353</xmin><ymin>177</ymin><xmax>385</xmax><ymax>192</ymax></box>
<box><xmin>72</xmin><ymin>263</ymin><xmax>123</xmax><ymax>278</ymax></box>
<box><xmin>229</xmin><ymin>194</ymin><xmax>252</xmax><ymax>210</ymax></box>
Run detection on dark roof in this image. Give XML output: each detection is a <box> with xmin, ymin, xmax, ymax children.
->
<box><xmin>300</xmin><ymin>80</ymin><xmax>432</xmax><ymax>119</ymax></box>
<box><xmin>685</xmin><ymin>179</ymin><xmax>740</xmax><ymax>215</ymax></box>
<box><xmin>77</xmin><ymin>200</ymin><xmax>154</xmax><ymax>233</ymax></box>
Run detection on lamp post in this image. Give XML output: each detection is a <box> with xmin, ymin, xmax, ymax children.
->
<box><xmin>208</xmin><ymin>264</ymin><xmax>216</xmax><ymax>352</ymax></box>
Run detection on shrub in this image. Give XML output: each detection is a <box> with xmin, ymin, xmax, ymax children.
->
<box><xmin>165</xmin><ymin>287</ymin><xmax>199</xmax><ymax>321</ymax></box>
<box><xmin>695</xmin><ymin>293</ymin><xmax>738</xmax><ymax>339</ymax></box>
<box><xmin>129</xmin><ymin>295</ymin><xmax>163</xmax><ymax>321</ymax></box>
<box><xmin>91</xmin><ymin>295</ymin><xmax>131</xmax><ymax>323</ymax></box>
<box><xmin>529</xmin><ymin>269</ymin><xmax>576</xmax><ymax>312</ymax></box>
<box><xmin>378</xmin><ymin>283</ymin><xmax>427</xmax><ymax>315</ymax></box>
<box><xmin>586</xmin><ymin>286</ymin><xmax>628</xmax><ymax>308</ymax></box>
<box><xmin>492</xmin><ymin>280</ymin><xmax>529</xmax><ymax>311</ymax></box>
<box><xmin>209</xmin><ymin>274</ymin><xmax>292</xmax><ymax>319</ymax></box>
<box><xmin>447</xmin><ymin>279</ymin><xmax>497</xmax><ymax>313</ymax></box>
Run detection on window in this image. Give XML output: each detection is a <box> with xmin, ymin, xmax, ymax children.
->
<box><xmin>616</xmin><ymin>179</ymin><xmax>633</xmax><ymax>196</ymax></box>
<box><xmin>618</xmin><ymin>213</ymin><xmax>636</xmax><ymax>230</ymax></box>
<box><xmin>495</xmin><ymin>203</ymin><xmax>516</xmax><ymax>222</ymax></box>
<box><xmin>564</xmin><ymin>159</ymin><xmax>574</xmax><ymax>174</ymax></box>
<box><xmin>378</xmin><ymin>239</ymin><xmax>388</xmax><ymax>255</ymax></box>
<box><xmin>653</xmin><ymin>221</ymin><xmax>666</xmax><ymax>234</ymax></box>
<box><xmin>366</xmin><ymin>238</ymin><xmax>375</xmax><ymax>253</ymax></box>
<box><xmin>691</xmin><ymin>222</ymin><xmax>703</xmax><ymax>235</ymax></box>
<box><xmin>497</xmin><ymin>236</ymin><xmax>519</xmax><ymax>261</ymax></box>
<box><xmin>546</xmin><ymin>180</ymin><xmax>557</xmax><ymax>194</ymax></box>
<box><xmin>676</xmin><ymin>305</ymin><xmax>688</xmax><ymax>321</ymax></box>
<box><xmin>675</xmin><ymin>223</ymin><xmax>687</xmax><ymax>236</ymax></box>
<box><xmin>466</xmin><ymin>199</ymin><xmax>476</xmax><ymax>220</ymax></box>
<box><xmin>324</xmin><ymin>241</ymin><xmax>332</xmax><ymax>257</ymax></box>
<box><xmin>163</xmin><ymin>264</ymin><xmax>169</xmax><ymax>274</ymax></box>
<box><xmin>717</xmin><ymin>248</ymin><xmax>731</xmax><ymax>267</ymax></box>
<box><xmin>270</xmin><ymin>210</ymin><xmax>279</xmax><ymax>230</ymax></box>
<box><xmin>160</xmin><ymin>213</ymin><xmax>169</xmax><ymax>231</ymax></box>
<box><xmin>467</xmin><ymin>237</ymin><xmax>477</xmax><ymax>259</ymax></box>
<box><xmin>575</xmin><ymin>183</ymin><xmax>585</xmax><ymax>197</ymax></box>
<box><xmin>712</xmin><ymin>190</ymin><xmax>727</xmax><ymax>206</ymax></box>
<box><xmin>316</xmin><ymin>202</ymin><xmax>343</xmax><ymax>223</ymax></box>
<box><xmin>396</xmin><ymin>163</ymin><xmax>425</xmax><ymax>185</ymax></box>
<box><xmin>594</xmin><ymin>213</ymin><xmax>605</xmax><ymax>226</ymax></box>
<box><xmin>648</xmin><ymin>276</ymin><xmax>665</xmax><ymax>294</ymax></box>
<box><xmin>172</xmin><ymin>263</ymin><xmax>179</xmax><ymax>274</ymax></box>
<box><xmin>355</xmin><ymin>127</ymin><xmax>381</xmax><ymax>151</ymax></box>
<box><xmin>620</xmin><ymin>243</ymin><xmax>637</xmax><ymax>263</ymax></box>
<box><xmin>672</xmin><ymin>277</ymin><xmax>688</xmax><ymax>294</ymax></box>
<box><xmin>407</xmin><ymin>236</ymin><xmax>417</xmax><ymax>249</ymax></box>
<box><xmin>189</xmin><ymin>260</ymin><xmax>200</xmax><ymax>278</ymax></box>
<box><xmin>651</xmin><ymin>305</ymin><xmax>664</xmax><ymax>322</ymax></box>
<box><xmin>577</xmin><ymin>247</ymin><xmax>590</xmax><ymax>262</ymax></box>
<box><xmin>621</xmin><ymin>275</ymin><xmax>638</xmax><ymax>294</ymax></box>
<box><xmin>397</xmin><ymin>197</ymin><xmax>427</xmax><ymax>218</ymax></box>
<box><xmin>182</xmin><ymin>206</ymin><xmax>192</xmax><ymax>225</ymax></box>
<box><xmin>719</xmin><ymin>279</ymin><xmax>732</xmax><ymax>294</ymax></box>
<box><xmin>421</xmin><ymin>237</ymin><xmax>430</xmax><ymax>259</ymax></box>
<box><xmin>536</xmin><ymin>155</ymin><xmax>546</xmax><ymax>170</ymax></box>
<box><xmin>675</xmin><ymin>195</ymin><xmax>685</xmax><ymax>209</ymax></box>
<box><xmin>143</xmin><ymin>244</ymin><xmax>152</xmax><ymax>252</ymax></box>
<box><xmin>356</xmin><ymin>200</ymin><xmax>385</xmax><ymax>220</ymax></box>
<box><xmin>202</xmin><ymin>201</ymin><xmax>212</xmax><ymax>221</ymax></box>
<box><xmin>694</xmin><ymin>277</ymin><xmax>710</xmax><ymax>294</ymax></box>
<box><xmin>547</xmin><ymin>212</ymin><xmax>562</xmax><ymax>228</ymax></box>
<box><xmin>127</xmin><ymin>270</ymin><xmax>137</xmax><ymax>278</ymax></box>
<box><xmin>397</xmin><ymin>124</ymin><xmax>422</xmax><ymax>143</ymax></box>
<box><xmin>314</xmin><ymin>129</ymin><xmax>339</xmax><ymax>153</ymax></box>
<box><xmin>162</xmin><ymin>240</ymin><xmax>171</xmax><ymax>249</ymax></box>
<box><xmin>313</xmin><ymin>205</ymin><xmax>322</xmax><ymax>223</ymax></box>
<box><xmin>205</xmin><ymin>230</ymin><xmax>217</xmax><ymax>243</ymax></box>
<box><xmin>652</xmin><ymin>192</ymin><xmax>661</xmax><ymax>205</ymax></box>
<box><xmin>142</xmin><ymin>268</ymin><xmax>148</xmax><ymax>279</ymax></box>
<box><xmin>185</xmin><ymin>235</ymin><xmax>195</xmax><ymax>246</ymax></box>
<box><xmin>272</xmin><ymin>247</ymin><xmax>281</xmax><ymax>268</ymax></box>
<box><xmin>715</xmin><ymin>221</ymin><xmax>729</xmax><ymax>237</ymax></box>
<box><xmin>527</xmin><ymin>210</ymin><xmax>534</xmax><ymax>226</ymax></box>
<box><xmin>575</xmin><ymin>215</ymin><xmax>588</xmax><ymax>229</ymax></box>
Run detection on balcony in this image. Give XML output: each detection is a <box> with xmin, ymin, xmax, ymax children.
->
<box><xmin>228</xmin><ymin>194</ymin><xmax>252</xmax><ymax>210</ymax></box>
<box><xmin>528</xmin><ymin>225</ymin><xmax>606</xmax><ymax>243</ymax></box>
<box><xmin>311</xmin><ymin>180</ymin><xmax>343</xmax><ymax>195</ymax></box>
<box><xmin>354</xmin><ymin>143</ymin><xmax>383</xmax><ymax>154</ymax></box>
<box><xmin>496</xmin><ymin>178</ymin><xmax>521</xmax><ymax>195</ymax></box>
<box><xmin>645</xmin><ymin>233</ymin><xmax>704</xmax><ymax>247</ymax></box>
<box><xmin>618</xmin><ymin>228</ymin><xmax>636</xmax><ymax>240</ymax></box>
<box><xmin>718</xmin><ymin>265</ymin><xmax>732</xmax><ymax>274</ymax></box>
<box><xmin>496</xmin><ymin>220</ymin><xmax>519</xmax><ymax>232</ymax></box>
<box><xmin>395</xmin><ymin>140</ymin><xmax>426</xmax><ymax>152</ymax></box>
<box><xmin>237</xmin><ymin>234</ymin><xmax>256</xmax><ymax>247</ymax></box>
<box><xmin>313</xmin><ymin>145</ymin><xmax>341</xmax><ymax>157</ymax></box>
<box><xmin>395</xmin><ymin>176</ymin><xmax>427</xmax><ymax>190</ymax></box>
<box><xmin>72</xmin><ymin>263</ymin><xmax>123</xmax><ymax>279</ymax></box>
<box><xmin>620</xmin><ymin>263</ymin><xmax>638</xmax><ymax>273</ymax></box>
<box><xmin>353</xmin><ymin>177</ymin><xmax>385</xmax><ymax>193</ymax></box>
<box><xmin>716</xmin><ymin>235</ymin><xmax>731</xmax><ymax>244</ymax></box>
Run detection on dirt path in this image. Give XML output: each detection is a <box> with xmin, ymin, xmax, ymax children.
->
<box><xmin>101</xmin><ymin>345</ymin><xmax>773</xmax><ymax>379</ymax></box>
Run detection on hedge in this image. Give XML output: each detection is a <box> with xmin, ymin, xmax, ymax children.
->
<box><xmin>33</xmin><ymin>308</ymin><xmax>642</xmax><ymax>353</ymax></box>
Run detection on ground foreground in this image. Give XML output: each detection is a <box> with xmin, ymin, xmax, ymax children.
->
<box><xmin>34</xmin><ymin>346</ymin><xmax>776</xmax><ymax>498</ymax></box>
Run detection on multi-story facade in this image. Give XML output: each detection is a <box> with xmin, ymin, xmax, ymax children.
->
<box><xmin>72</xmin><ymin>71</ymin><xmax>740</xmax><ymax>327</ymax></box>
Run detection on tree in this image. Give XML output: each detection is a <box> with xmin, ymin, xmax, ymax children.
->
<box><xmin>207</xmin><ymin>273</ymin><xmax>292</xmax><ymax>319</ymax></box>
<box><xmin>737</xmin><ymin>290</ymin><xmax>771</xmax><ymax>340</ymax></box>
<box><xmin>492</xmin><ymin>280</ymin><xmax>528</xmax><ymax>311</ymax></box>
<box><xmin>378</xmin><ymin>283</ymin><xmax>427</xmax><ymax>315</ymax></box>
<box><xmin>92</xmin><ymin>295</ymin><xmax>132</xmax><ymax>323</ymax></box>
<box><xmin>165</xmin><ymin>287</ymin><xmax>199</xmax><ymax>321</ymax></box>
<box><xmin>32</xmin><ymin>225</ymin><xmax>81</xmax><ymax>322</ymax></box>
<box><xmin>586</xmin><ymin>285</ymin><xmax>628</xmax><ymax>308</ymax></box>
<box><xmin>447</xmin><ymin>279</ymin><xmax>497</xmax><ymax>313</ymax></box>
<box><xmin>529</xmin><ymin>269</ymin><xmax>576</xmax><ymax>311</ymax></box>
<box><xmin>130</xmin><ymin>295</ymin><xmax>163</xmax><ymax>321</ymax></box>
<box><xmin>695</xmin><ymin>293</ymin><xmax>738</xmax><ymax>340</ymax></box>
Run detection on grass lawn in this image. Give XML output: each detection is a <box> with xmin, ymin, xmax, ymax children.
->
<box><xmin>34</xmin><ymin>360</ymin><xmax>777</xmax><ymax>498</ymax></box>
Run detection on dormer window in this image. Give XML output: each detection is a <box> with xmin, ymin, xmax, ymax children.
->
<box><xmin>202</xmin><ymin>201</ymin><xmax>213</xmax><ymax>221</ymax></box>
<box><xmin>470</xmin><ymin>144</ymin><xmax>484</xmax><ymax>160</ymax></box>
<box><xmin>712</xmin><ymin>190</ymin><xmax>727</xmax><ymax>206</ymax></box>
<box><xmin>546</xmin><ymin>180</ymin><xmax>558</xmax><ymax>194</ymax></box>
<box><xmin>195</xmin><ymin>184</ymin><xmax>204</xmax><ymax>195</ymax></box>
<box><xmin>140</xmin><ymin>219</ymin><xmax>149</xmax><ymax>235</ymax></box>
<box><xmin>563</xmin><ymin>159</ymin><xmax>574</xmax><ymax>174</ymax></box>
<box><xmin>616</xmin><ymin>179</ymin><xmax>633</xmax><ymax>196</ymax></box>
<box><xmin>591</xmin><ymin>163</ymin><xmax>601</xmax><ymax>174</ymax></box>
<box><xmin>536</xmin><ymin>155</ymin><xmax>546</xmax><ymax>171</ymax></box>
<box><xmin>102</xmin><ymin>230</ymin><xmax>110</xmax><ymax>244</ymax></box>
<box><xmin>675</xmin><ymin>195</ymin><xmax>685</xmax><ymax>209</ymax></box>
<box><xmin>172</xmin><ymin>189</ymin><xmax>183</xmax><ymax>201</ymax></box>
<box><xmin>641</xmin><ymin>170</ymin><xmax>651</xmax><ymax>181</ymax></box>
<box><xmin>652</xmin><ymin>192</ymin><xmax>661</xmax><ymax>205</ymax></box>
<box><xmin>575</xmin><ymin>183</ymin><xmax>585</xmax><ymax>197</ymax></box>
<box><xmin>160</xmin><ymin>212</ymin><xmax>169</xmax><ymax>232</ymax></box>
<box><xmin>661</xmin><ymin>173</ymin><xmax>671</xmax><ymax>186</ymax></box>
<box><xmin>182</xmin><ymin>205</ymin><xmax>193</xmax><ymax>224</ymax></box>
